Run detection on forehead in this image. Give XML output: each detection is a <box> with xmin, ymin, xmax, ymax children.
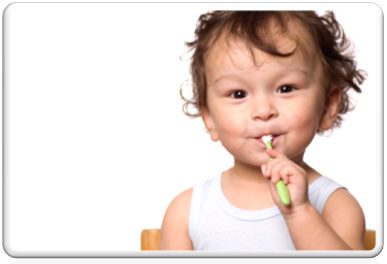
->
<box><xmin>204</xmin><ymin>18</ymin><xmax>322</xmax><ymax>82</ymax></box>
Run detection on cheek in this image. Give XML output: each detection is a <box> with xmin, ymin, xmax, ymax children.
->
<box><xmin>214</xmin><ymin>112</ymin><xmax>246</xmax><ymax>136</ymax></box>
<box><xmin>208</xmin><ymin>102</ymin><xmax>247</xmax><ymax>137</ymax></box>
<box><xmin>294</xmin><ymin>112</ymin><xmax>319</xmax><ymax>130</ymax></box>
<box><xmin>286</xmin><ymin>102</ymin><xmax>323</xmax><ymax>132</ymax></box>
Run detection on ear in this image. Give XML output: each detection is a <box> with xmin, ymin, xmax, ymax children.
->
<box><xmin>200</xmin><ymin>109</ymin><xmax>220</xmax><ymax>142</ymax></box>
<box><xmin>319</xmin><ymin>87</ymin><xmax>342</xmax><ymax>131</ymax></box>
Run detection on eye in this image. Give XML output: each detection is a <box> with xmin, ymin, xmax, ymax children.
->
<box><xmin>229</xmin><ymin>90</ymin><xmax>247</xmax><ymax>99</ymax></box>
<box><xmin>276</xmin><ymin>85</ymin><xmax>295</xmax><ymax>94</ymax></box>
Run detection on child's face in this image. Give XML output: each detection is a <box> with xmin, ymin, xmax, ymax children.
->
<box><xmin>201</xmin><ymin>30</ymin><xmax>341</xmax><ymax>167</ymax></box>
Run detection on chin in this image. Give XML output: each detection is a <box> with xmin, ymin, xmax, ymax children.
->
<box><xmin>235</xmin><ymin>157</ymin><xmax>267</xmax><ymax>168</ymax></box>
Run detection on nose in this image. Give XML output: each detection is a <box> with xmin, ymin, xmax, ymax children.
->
<box><xmin>250</xmin><ymin>94</ymin><xmax>278</xmax><ymax>121</ymax></box>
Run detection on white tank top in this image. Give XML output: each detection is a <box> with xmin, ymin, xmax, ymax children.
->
<box><xmin>188</xmin><ymin>175</ymin><xmax>343</xmax><ymax>251</ymax></box>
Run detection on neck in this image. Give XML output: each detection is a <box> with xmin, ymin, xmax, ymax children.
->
<box><xmin>228</xmin><ymin>159</ymin><xmax>267</xmax><ymax>184</ymax></box>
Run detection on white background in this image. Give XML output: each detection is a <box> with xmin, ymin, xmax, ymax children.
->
<box><xmin>0</xmin><ymin>0</ymin><xmax>384</xmax><ymax>262</ymax></box>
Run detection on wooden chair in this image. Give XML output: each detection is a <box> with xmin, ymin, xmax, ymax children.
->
<box><xmin>141</xmin><ymin>228</ymin><xmax>376</xmax><ymax>250</ymax></box>
<box><xmin>364</xmin><ymin>229</ymin><xmax>376</xmax><ymax>250</ymax></box>
<box><xmin>141</xmin><ymin>229</ymin><xmax>161</xmax><ymax>250</ymax></box>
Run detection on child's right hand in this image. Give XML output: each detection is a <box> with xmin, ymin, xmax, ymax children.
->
<box><xmin>260</xmin><ymin>148</ymin><xmax>310</xmax><ymax>215</ymax></box>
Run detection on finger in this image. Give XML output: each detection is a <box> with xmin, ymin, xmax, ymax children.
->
<box><xmin>268</xmin><ymin>159</ymin><xmax>290</xmax><ymax>184</ymax></box>
<box><xmin>261</xmin><ymin>164</ymin><xmax>270</xmax><ymax>178</ymax></box>
<box><xmin>266</xmin><ymin>148</ymin><xmax>286</xmax><ymax>159</ymax></box>
<box><xmin>278</xmin><ymin>165</ymin><xmax>296</xmax><ymax>184</ymax></box>
<box><xmin>262</xmin><ymin>155</ymin><xmax>283</xmax><ymax>177</ymax></box>
<box><xmin>268</xmin><ymin>181</ymin><xmax>281</xmax><ymax>205</ymax></box>
<box><xmin>271</xmin><ymin>159</ymin><xmax>299</xmax><ymax>185</ymax></box>
<box><xmin>263</xmin><ymin>156</ymin><xmax>286</xmax><ymax>179</ymax></box>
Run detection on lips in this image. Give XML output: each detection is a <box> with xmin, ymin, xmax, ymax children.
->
<box><xmin>255</xmin><ymin>134</ymin><xmax>279</xmax><ymax>147</ymax></box>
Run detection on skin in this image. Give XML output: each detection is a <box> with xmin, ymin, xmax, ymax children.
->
<box><xmin>160</xmin><ymin>22</ymin><xmax>365</xmax><ymax>250</ymax></box>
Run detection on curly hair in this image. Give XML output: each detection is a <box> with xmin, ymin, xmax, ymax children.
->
<box><xmin>181</xmin><ymin>11</ymin><xmax>366</xmax><ymax>129</ymax></box>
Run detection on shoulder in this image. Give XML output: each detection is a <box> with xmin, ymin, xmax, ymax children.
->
<box><xmin>323</xmin><ymin>188</ymin><xmax>366</xmax><ymax>249</ymax></box>
<box><xmin>323</xmin><ymin>187</ymin><xmax>365</xmax><ymax>223</ymax></box>
<box><xmin>164</xmin><ymin>188</ymin><xmax>193</xmax><ymax>221</ymax></box>
<box><xmin>159</xmin><ymin>188</ymin><xmax>193</xmax><ymax>249</ymax></box>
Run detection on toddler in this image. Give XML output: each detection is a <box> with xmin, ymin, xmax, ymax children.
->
<box><xmin>160</xmin><ymin>11</ymin><xmax>366</xmax><ymax>250</ymax></box>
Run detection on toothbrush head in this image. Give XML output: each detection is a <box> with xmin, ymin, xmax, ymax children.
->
<box><xmin>261</xmin><ymin>135</ymin><xmax>273</xmax><ymax>149</ymax></box>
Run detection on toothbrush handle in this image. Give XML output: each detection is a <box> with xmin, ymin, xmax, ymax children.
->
<box><xmin>265</xmin><ymin>140</ymin><xmax>291</xmax><ymax>206</ymax></box>
<box><xmin>276</xmin><ymin>180</ymin><xmax>291</xmax><ymax>206</ymax></box>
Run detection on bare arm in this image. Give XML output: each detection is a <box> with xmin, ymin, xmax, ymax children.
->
<box><xmin>284</xmin><ymin>189</ymin><xmax>365</xmax><ymax>250</ymax></box>
<box><xmin>159</xmin><ymin>188</ymin><xmax>193</xmax><ymax>250</ymax></box>
<box><xmin>262</xmin><ymin>148</ymin><xmax>365</xmax><ymax>250</ymax></box>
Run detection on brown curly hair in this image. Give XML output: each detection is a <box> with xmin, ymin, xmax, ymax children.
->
<box><xmin>181</xmin><ymin>11</ymin><xmax>366</xmax><ymax>129</ymax></box>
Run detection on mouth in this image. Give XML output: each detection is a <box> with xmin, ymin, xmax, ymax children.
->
<box><xmin>255</xmin><ymin>134</ymin><xmax>280</xmax><ymax>148</ymax></box>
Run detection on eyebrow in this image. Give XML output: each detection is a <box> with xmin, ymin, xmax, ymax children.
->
<box><xmin>211</xmin><ymin>67</ymin><xmax>311</xmax><ymax>85</ymax></box>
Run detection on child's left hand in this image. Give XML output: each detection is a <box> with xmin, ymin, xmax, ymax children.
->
<box><xmin>261</xmin><ymin>148</ymin><xmax>309</xmax><ymax>215</ymax></box>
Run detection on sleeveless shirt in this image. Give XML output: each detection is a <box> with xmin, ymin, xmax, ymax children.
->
<box><xmin>188</xmin><ymin>175</ymin><xmax>343</xmax><ymax>250</ymax></box>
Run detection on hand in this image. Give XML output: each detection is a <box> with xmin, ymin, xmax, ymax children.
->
<box><xmin>261</xmin><ymin>148</ymin><xmax>309</xmax><ymax>215</ymax></box>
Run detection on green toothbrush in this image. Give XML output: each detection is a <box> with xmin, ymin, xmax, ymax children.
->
<box><xmin>262</xmin><ymin>135</ymin><xmax>291</xmax><ymax>206</ymax></box>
